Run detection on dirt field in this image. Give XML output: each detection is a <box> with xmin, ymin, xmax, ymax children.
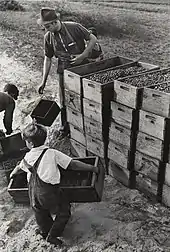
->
<box><xmin>0</xmin><ymin>0</ymin><xmax>170</xmax><ymax>251</ymax></box>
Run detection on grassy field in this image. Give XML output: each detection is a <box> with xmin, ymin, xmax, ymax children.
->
<box><xmin>0</xmin><ymin>0</ymin><xmax>169</xmax><ymax>71</ymax></box>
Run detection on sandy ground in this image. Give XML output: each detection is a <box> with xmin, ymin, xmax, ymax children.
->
<box><xmin>1</xmin><ymin>29</ymin><xmax>170</xmax><ymax>252</ymax></box>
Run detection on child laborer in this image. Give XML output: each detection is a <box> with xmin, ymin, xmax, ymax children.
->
<box><xmin>10</xmin><ymin>121</ymin><xmax>98</xmax><ymax>247</ymax></box>
<box><xmin>0</xmin><ymin>84</ymin><xmax>19</xmax><ymax>135</ymax></box>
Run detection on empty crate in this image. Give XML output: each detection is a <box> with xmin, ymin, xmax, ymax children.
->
<box><xmin>8</xmin><ymin>156</ymin><xmax>105</xmax><ymax>204</ymax></box>
<box><xmin>31</xmin><ymin>99</ymin><xmax>60</xmax><ymax>126</ymax></box>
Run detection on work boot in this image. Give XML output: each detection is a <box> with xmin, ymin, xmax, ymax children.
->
<box><xmin>46</xmin><ymin>235</ymin><xmax>63</xmax><ymax>247</ymax></box>
<box><xmin>35</xmin><ymin>228</ymin><xmax>48</xmax><ymax>239</ymax></box>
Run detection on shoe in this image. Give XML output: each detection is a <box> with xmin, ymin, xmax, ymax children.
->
<box><xmin>35</xmin><ymin>228</ymin><xmax>48</xmax><ymax>239</ymax></box>
<box><xmin>46</xmin><ymin>235</ymin><xmax>63</xmax><ymax>247</ymax></box>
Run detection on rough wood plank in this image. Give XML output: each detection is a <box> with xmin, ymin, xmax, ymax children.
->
<box><xmin>67</xmin><ymin>107</ymin><xmax>84</xmax><ymax>130</ymax></box>
<box><xmin>108</xmin><ymin>140</ymin><xmax>129</xmax><ymax>169</ymax></box>
<box><xmin>84</xmin><ymin>116</ymin><xmax>102</xmax><ymax>140</ymax></box>
<box><xmin>69</xmin><ymin>124</ymin><xmax>86</xmax><ymax>146</ymax></box>
<box><xmin>136</xmin><ymin>131</ymin><xmax>163</xmax><ymax>160</ymax></box>
<box><xmin>142</xmin><ymin>85</ymin><xmax>170</xmax><ymax>117</ymax></box>
<box><xmin>108</xmin><ymin>160</ymin><xmax>130</xmax><ymax>187</ymax></box>
<box><xmin>114</xmin><ymin>79</ymin><xmax>140</xmax><ymax>108</ymax></box>
<box><xmin>109</xmin><ymin>120</ymin><xmax>132</xmax><ymax>149</ymax></box>
<box><xmin>86</xmin><ymin>134</ymin><xmax>104</xmax><ymax>158</ymax></box>
<box><xmin>70</xmin><ymin>138</ymin><xmax>87</xmax><ymax>157</ymax></box>
<box><xmin>134</xmin><ymin>151</ymin><xmax>160</xmax><ymax>181</ymax></box>
<box><xmin>162</xmin><ymin>184</ymin><xmax>170</xmax><ymax>207</ymax></box>
<box><xmin>65</xmin><ymin>89</ymin><xmax>82</xmax><ymax>113</ymax></box>
<box><xmin>136</xmin><ymin>173</ymin><xmax>158</xmax><ymax>199</ymax></box>
<box><xmin>83</xmin><ymin>98</ymin><xmax>102</xmax><ymax>123</ymax></box>
<box><xmin>139</xmin><ymin>110</ymin><xmax>166</xmax><ymax>140</ymax></box>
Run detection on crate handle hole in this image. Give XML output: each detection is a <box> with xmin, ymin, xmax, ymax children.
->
<box><xmin>115</xmin><ymin>126</ymin><xmax>124</xmax><ymax>132</ymax></box>
<box><xmin>68</xmin><ymin>74</ymin><xmax>74</xmax><ymax>79</ymax></box>
<box><xmin>118</xmin><ymin>107</ymin><xmax>125</xmax><ymax>112</ymax></box>
<box><xmin>88</xmin><ymin>83</ymin><xmax>95</xmax><ymax>88</ymax></box>
<box><xmin>152</xmin><ymin>93</ymin><xmax>162</xmax><ymax>98</ymax></box>
<box><xmin>120</xmin><ymin>85</ymin><xmax>129</xmax><ymax>91</ymax></box>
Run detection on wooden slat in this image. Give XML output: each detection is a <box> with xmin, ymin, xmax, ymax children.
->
<box><xmin>139</xmin><ymin>110</ymin><xmax>166</xmax><ymax>140</ymax></box>
<box><xmin>83</xmin><ymin>98</ymin><xmax>102</xmax><ymax>123</ymax></box>
<box><xmin>109</xmin><ymin>120</ymin><xmax>132</xmax><ymax>149</ymax></box>
<box><xmin>65</xmin><ymin>89</ymin><xmax>82</xmax><ymax>113</ymax></box>
<box><xmin>136</xmin><ymin>131</ymin><xmax>163</xmax><ymax>161</ymax></box>
<box><xmin>86</xmin><ymin>134</ymin><xmax>104</xmax><ymax>158</ymax></box>
<box><xmin>134</xmin><ymin>151</ymin><xmax>160</xmax><ymax>181</ymax></box>
<box><xmin>108</xmin><ymin>140</ymin><xmax>129</xmax><ymax>169</ymax></box>
<box><xmin>136</xmin><ymin>173</ymin><xmax>158</xmax><ymax>199</ymax></box>
<box><xmin>66</xmin><ymin>107</ymin><xmax>84</xmax><ymax>130</ymax></box>
<box><xmin>108</xmin><ymin>160</ymin><xmax>130</xmax><ymax>187</ymax></box>
<box><xmin>162</xmin><ymin>184</ymin><xmax>170</xmax><ymax>207</ymax></box>
<box><xmin>70</xmin><ymin>139</ymin><xmax>87</xmax><ymax>157</ymax></box>
<box><xmin>69</xmin><ymin>124</ymin><xmax>86</xmax><ymax>146</ymax></box>
<box><xmin>142</xmin><ymin>82</ymin><xmax>170</xmax><ymax>117</ymax></box>
<box><xmin>84</xmin><ymin>116</ymin><xmax>102</xmax><ymax>140</ymax></box>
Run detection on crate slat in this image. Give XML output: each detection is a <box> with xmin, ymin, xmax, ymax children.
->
<box><xmin>139</xmin><ymin>110</ymin><xmax>168</xmax><ymax>140</ymax></box>
<box><xmin>69</xmin><ymin>124</ymin><xmax>86</xmax><ymax>146</ymax></box>
<box><xmin>66</xmin><ymin>107</ymin><xmax>84</xmax><ymax>130</ymax></box>
<box><xmin>84</xmin><ymin>116</ymin><xmax>102</xmax><ymax>140</ymax></box>
<box><xmin>65</xmin><ymin>89</ymin><xmax>82</xmax><ymax>113</ymax></box>
<box><xmin>142</xmin><ymin>82</ymin><xmax>170</xmax><ymax>117</ymax></box>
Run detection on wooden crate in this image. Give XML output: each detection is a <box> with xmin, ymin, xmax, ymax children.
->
<box><xmin>134</xmin><ymin>151</ymin><xmax>160</xmax><ymax>181</ymax></box>
<box><xmin>136</xmin><ymin>131</ymin><xmax>164</xmax><ymax>161</ymax></box>
<box><xmin>108</xmin><ymin>160</ymin><xmax>135</xmax><ymax>188</ymax></box>
<box><xmin>83</xmin><ymin>98</ymin><xmax>103</xmax><ymax>123</ymax></box>
<box><xmin>164</xmin><ymin>163</ymin><xmax>170</xmax><ymax>187</ymax></box>
<box><xmin>70</xmin><ymin>138</ymin><xmax>87</xmax><ymax>157</ymax></box>
<box><xmin>139</xmin><ymin>110</ymin><xmax>170</xmax><ymax>140</ymax></box>
<box><xmin>109</xmin><ymin>119</ymin><xmax>136</xmax><ymax>150</ymax></box>
<box><xmin>108</xmin><ymin>140</ymin><xmax>133</xmax><ymax>170</ymax></box>
<box><xmin>142</xmin><ymin>82</ymin><xmax>170</xmax><ymax>117</ymax></box>
<box><xmin>135</xmin><ymin>173</ymin><xmax>158</xmax><ymax>201</ymax></box>
<box><xmin>86</xmin><ymin>134</ymin><xmax>105</xmax><ymax>158</ymax></box>
<box><xmin>111</xmin><ymin>101</ymin><xmax>139</xmax><ymax>130</ymax></box>
<box><xmin>69</xmin><ymin>123</ymin><xmax>86</xmax><ymax>146</ymax></box>
<box><xmin>64</xmin><ymin>56</ymin><xmax>134</xmax><ymax>95</ymax></box>
<box><xmin>114</xmin><ymin>68</ymin><xmax>170</xmax><ymax>109</ymax></box>
<box><xmin>8</xmin><ymin>156</ymin><xmax>105</xmax><ymax>203</ymax></box>
<box><xmin>84</xmin><ymin>116</ymin><xmax>103</xmax><ymax>141</ymax></box>
<box><xmin>0</xmin><ymin>150</ymin><xmax>28</xmax><ymax>183</ymax></box>
<box><xmin>82</xmin><ymin>61</ymin><xmax>158</xmax><ymax>104</ymax></box>
<box><xmin>162</xmin><ymin>184</ymin><xmax>170</xmax><ymax>207</ymax></box>
<box><xmin>31</xmin><ymin>99</ymin><xmax>60</xmax><ymax>126</ymax></box>
<box><xmin>0</xmin><ymin>133</ymin><xmax>28</xmax><ymax>156</ymax></box>
<box><xmin>65</xmin><ymin>89</ymin><xmax>82</xmax><ymax>113</ymax></box>
<box><xmin>66</xmin><ymin>107</ymin><xmax>84</xmax><ymax>130</ymax></box>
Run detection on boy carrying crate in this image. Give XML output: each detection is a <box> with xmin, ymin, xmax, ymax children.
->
<box><xmin>10</xmin><ymin>121</ymin><xmax>98</xmax><ymax>247</ymax></box>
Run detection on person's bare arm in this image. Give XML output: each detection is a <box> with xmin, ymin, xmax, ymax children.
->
<box><xmin>68</xmin><ymin>159</ymin><xmax>98</xmax><ymax>173</ymax></box>
<box><xmin>38</xmin><ymin>56</ymin><xmax>52</xmax><ymax>94</ymax></box>
<box><xmin>70</xmin><ymin>33</ymin><xmax>97</xmax><ymax>65</ymax></box>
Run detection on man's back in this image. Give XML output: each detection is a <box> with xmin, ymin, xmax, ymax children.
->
<box><xmin>0</xmin><ymin>92</ymin><xmax>14</xmax><ymax>112</ymax></box>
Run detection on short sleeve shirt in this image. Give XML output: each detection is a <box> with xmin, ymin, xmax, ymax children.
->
<box><xmin>44</xmin><ymin>21</ymin><xmax>91</xmax><ymax>59</ymax></box>
<box><xmin>19</xmin><ymin>145</ymin><xmax>72</xmax><ymax>185</ymax></box>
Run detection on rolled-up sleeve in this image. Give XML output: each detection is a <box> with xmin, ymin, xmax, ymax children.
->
<box><xmin>44</xmin><ymin>32</ymin><xmax>54</xmax><ymax>58</ymax></box>
<box><xmin>55</xmin><ymin>150</ymin><xmax>72</xmax><ymax>170</ymax></box>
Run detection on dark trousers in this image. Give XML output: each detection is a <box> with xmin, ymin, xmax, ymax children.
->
<box><xmin>29</xmin><ymin>173</ymin><xmax>71</xmax><ymax>238</ymax></box>
<box><xmin>58</xmin><ymin>73</ymin><xmax>68</xmax><ymax>130</ymax></box>
<box><xmin>33</xmin><ymin>197</ymin><xmax>71</xmax><ymax>237</ymax></box>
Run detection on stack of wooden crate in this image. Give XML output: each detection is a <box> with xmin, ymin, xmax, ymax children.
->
<box><xmin>108</xmin><ymin>62</ymin><xmax>159</xmax><ymax>187</ymax></box>
<box><xmin>114</xmin><ymin>68</ymin><xmax>170</xmax><ymax>200</ymax></box>
<box><xmin>141</xmin><ymin>78</ymin><xmax>170</xmax><ymax>205</ymax></box>
<box><xmin>64</xmin><ymin>56</ymin><xmax>134</xmax><ymax>160</ymax></box>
